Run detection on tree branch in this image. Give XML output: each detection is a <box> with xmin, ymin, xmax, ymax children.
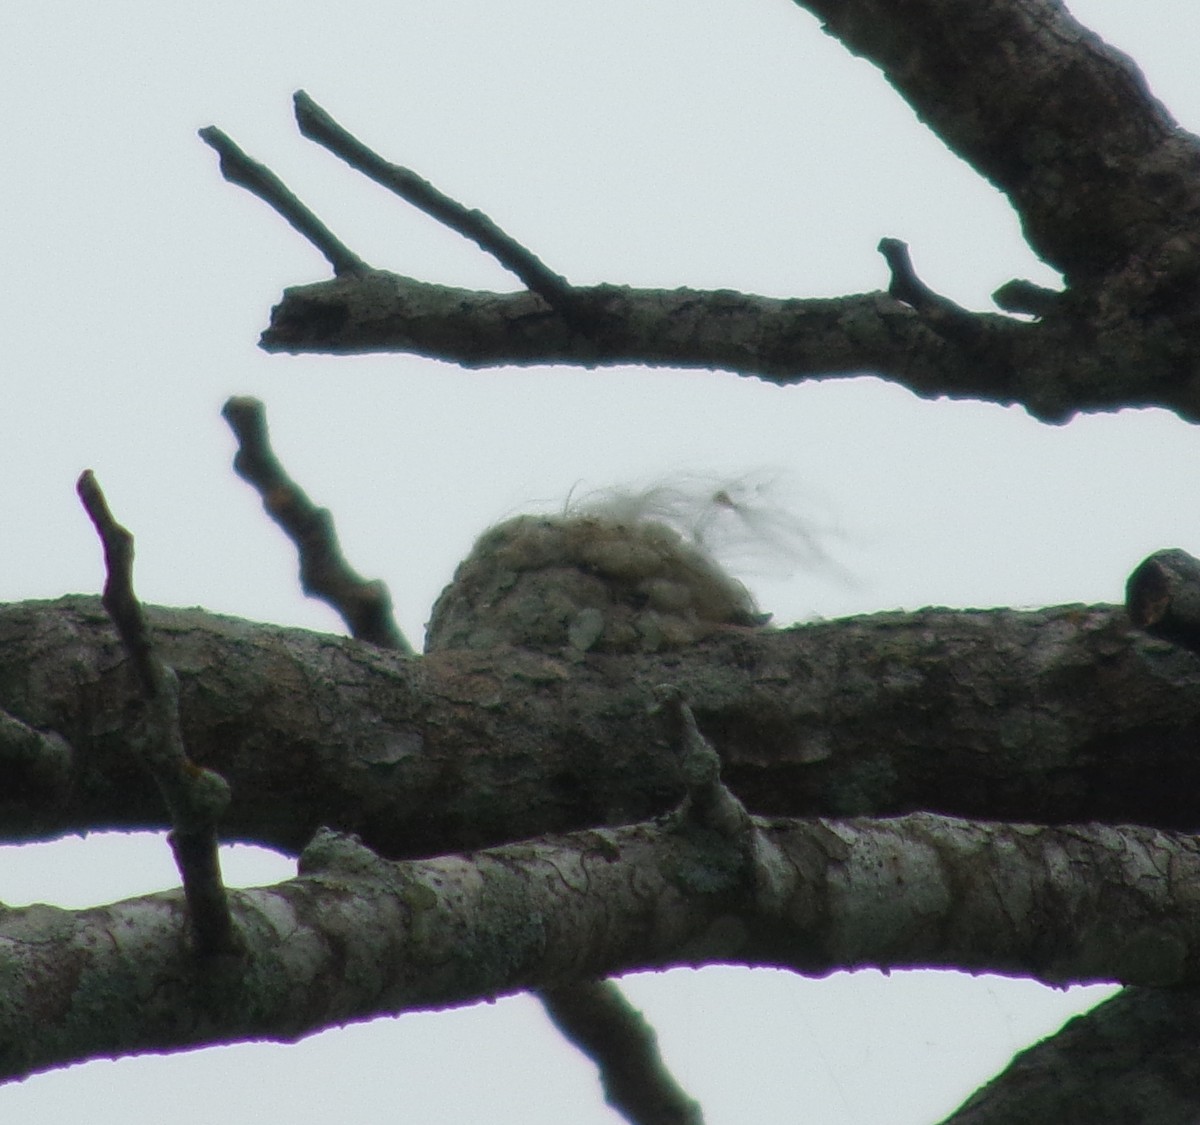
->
<box><xmin>198</xmin><ymin>126</ymin><xmax>371</xmax><ymax>277</ymax></box>
<box><xmin>797</xmin><ymin>0</ymin><xmax>1196</xmax><ymax>285</ymax></box>
<box><xmin>4</xmin><ymin>812</ymin><xmax>1198</xmax><ymax>1083</ymax></box>
<box><xmin>258</xmin><ymin>267</ymin><xmax>1200</xmax><ymax>423</ymax></box>
<box><xmin>878</xmin><ymin>237</ymin><xmax>984</xmax><ymax>347</ymax></box>
<box><xmin>1126</xmin><ymin>547</ymin><xmax>1200</xmax><ymax>655</ymax></box>
<box><xmin>4</xmin><ymin>595</ymin><xmax>1200</xmax><ymax>856</ymax></box>
<box><xmin>0</xmin><ymin>710</ymin><xmax>72</xmax><ymax>809</ymax></box>
<box><xmin>540</xmin><ymin>980</ymin><xmax>704</xmax><ymax>1125</ymax></box>
<box><xmin>222</xmin><ymin>396</ymin><xmax>410</xmax><ymax>652</ymax></box>
<box><xmin>184</xmin><ymin>21</ymin><xmax>1200</xmax><ymax>426</ymax></box>
<box><xmin>941</xmin><ymin>987</ymin><xmax>1200</xmax><ymax>1124</ymax></box>
<box><xmin>76</xmin><ymin>472</ymin><xmax>238</xmax><ymax>958</ymax></box>
<box><xmin>292</xmin><ymin>91</ymin><xmax>588</xmax><ymax>327</ymax></box>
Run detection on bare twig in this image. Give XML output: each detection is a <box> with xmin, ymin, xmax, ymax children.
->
<box><xmin>654</xmin><ymin>685</ymin><xmax>752</xmax><ymax>839</ymax></box>
<box><xmin>540</xmin><ymin>979</ymin><xmax>704</xmax><ymax>1125</ymax></box>
<box><xmin>221</xmin><ymin>397</ymin><xmax>410</xmax><ymax>653</ymax></box>
<box><xmin>992</xmin><ymin>277</ymin><xmax>1063</xmax><ymax>317</ymax></box>
<box><xmin>76</xmin><ymin>471</ymin><xmax>238</xmax><ymax>957</ymax></box>
<box><xmin>198</xmin><ymin>125</ymin><xmax>370</xmax><ymax>277</ymax></box>
<box><xmin>878</xmin><ymin>237</ymin><xmax>984</xmax><ymax>344</ymax></box>
<box><xmin>546</xmin><ymin>691</ymin><xmax>753</xmax><ymax>1125</ymax></box>
<box><xmin>77</xmin><ymin>471</ymin><xmax>154</xmax><ymax>690</ymax></box>
<box><xmin>292</xmin><ymin>90</ymin><xmax>588</xmax><ymax>326</ymax></box>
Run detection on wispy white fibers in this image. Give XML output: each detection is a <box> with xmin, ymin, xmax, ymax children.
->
<box><xmin>564</xmin><ymin>472</ymin><xmax>843</xmax><ymax>582</ymax></box>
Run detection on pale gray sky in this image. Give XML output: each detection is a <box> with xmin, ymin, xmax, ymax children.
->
<box><xmin>4</xmin><ymin>1</ymin><xmax>1198</xmax><ymax>1121</ymax></box>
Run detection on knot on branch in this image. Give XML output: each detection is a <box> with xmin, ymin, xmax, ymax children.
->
<box><xmin>1127</xmin><ymin>548</ymin><xmax>1200</xmax><ymax>654</ymax></box>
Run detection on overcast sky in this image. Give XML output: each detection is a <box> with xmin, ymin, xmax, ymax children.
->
<box><xmin>5</xmin><ymin>2</ymin><xmax>1200</xmax><ymax>1121</ymax></box>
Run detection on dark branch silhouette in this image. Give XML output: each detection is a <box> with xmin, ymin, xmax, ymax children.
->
<box><xmin>77</xmin><ymin>471</ymin><xmax>238</xmax><ymax>958</ymax></box>
<box><xmin>222</xmin><ymin>396</ymin><xmax>410</xmax><ymax>652</ymax></box>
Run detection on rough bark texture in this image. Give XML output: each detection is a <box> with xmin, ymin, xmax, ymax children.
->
<box><xmin>942</xmin><ymin>987</ymin><xmax>1200</xmax><ymax>1125</ymax></box>
<box><xmin>7</xmin><ymin>590</ymin><xmax>1200</xmax><ymax>1106</ymax></box>
<box><xmin>260</xmin><ymin>0</ymin><xmax>1200</xmax><ymax>427</ymax></box>
<box><xmin>799</xmin><ymin>0</ymin><xmax>1194</xmax><ymax>280</ymax></box>
<box><xmin>15</xmin><ymin>0</ymin><xmax>1200</xmax><ymax>1120</ymax></box>
<box><xmin>5</xmin><ymin>811</ymin><xmax>1200</xmax><ymax>1084</ymax></box>
<box><xmin>6</xmin><ymin>596</ymin><xmax>1200</xmax><ymax>859</ymax></box>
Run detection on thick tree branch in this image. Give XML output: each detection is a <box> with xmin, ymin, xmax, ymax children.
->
<box><xmin>941</xmin><ymin>987</ymin><xmax>1200</xmax><ymax>1124</ymax></box>
<box><xmin>791</xmin><ymin>0</ymin><xmax>1200</xmax><ymax>431</ymax></box>
<box><xmin>259</xmin><ymin>268</ymin><xmax>1200</xmax><ymax>423</ymax></box>
<box><xmin>797</xmin><ymin>0</ymin><xmax>1200</xmax><ymax>286</ymax></box>
<box><xmin>3</xmin><ymin>812</ymin><xmax>1198</xmax><ymax>1083</ymax></box>
<box><xmin>3</xmin><ymin>594</ymin><xmax>1200</xmax><ymax>858</ymax></box>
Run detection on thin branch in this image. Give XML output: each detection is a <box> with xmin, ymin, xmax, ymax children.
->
<box><xmin>76</xmin><ymin>471</ymin><xmax>238</xmax><ymax>958</ymax></box>
<box><xmin>991</xmin><ymin>278</ymin><xmax>1063</xmax><ymax>317</ymax></box>
<box><xmin>656</xmin><ymin>686</ymin><xmax>752</xmax><ymax>841</ymax></box>
<box><xmin>292</xmin><ymin>90</ymin><xmax>589</xmax><ymax>326</ymax></box>
<box><xmin>877</xmin><ymin>238</ymin><xmax>986</xmax><ymax>346</ymax></box>
<box><xmin>76</xmin><ymin>471</ymin><xmax>154</xmax><ymax>692</ymax></box>
<box><xmin>537</xmin><ymin>692</ymin><xmax>738</xmax><ymax>1125</ymax></box>
<box><xmin>198</xmin><ymin>125</ymin><xmax>370</xmax><ymax>277</ymax></box>
<box><xmin>540</xmin><ymin>980</ymin><xmax>704</xmax><ymax>1125</ymax></box>
<box><xmin>221</xmin><ymin>396</ymin><xmax>410</xmax><ymax>653</ymax></box>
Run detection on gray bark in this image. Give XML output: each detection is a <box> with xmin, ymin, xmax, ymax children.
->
<box><xmin>5</xmin><ymin>596</ymin><xmax>1200</xmax><ymax>857</ymax></box>
<box><xmin>4</xmin><ymin>809</ymin><xmax>1199</xmax><ymax>1083</ymax></box>
<box><xmin>14</xmin><ymin>0</ymin><xmax>1200</xmax><ymax>1119</ymax></box>
<box><xmin>260</xmin><ymin>0</ymin><xmax>1200</xmax><ymax>426</ymax></box>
